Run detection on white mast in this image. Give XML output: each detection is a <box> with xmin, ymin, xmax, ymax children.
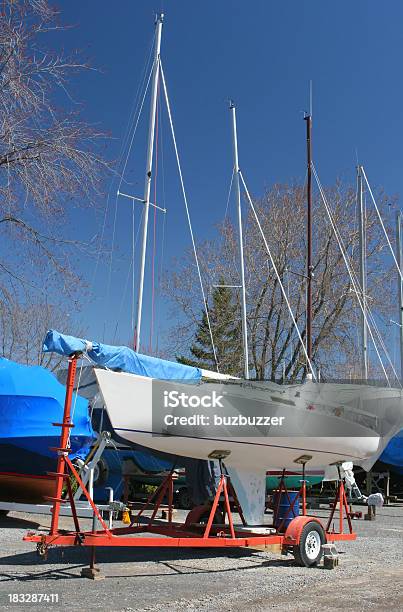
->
<box><xmin>357</xmin><ymin>165</ymin><xmax>368</xmax><ymax>380</ymax></box>
<box><xmin>397</xmin><ymin>211</ymin><xmax>403</xmax><ymax>382</ymax></box>
<box><xmin>135</xmin><ymin>13</ymin><xmax>164</xmax><ymax>352</ymax></box>
<box><xmin>230</xmin><ymin>102</ymin><xmax>249</xmax><ymax>379</ymax></box>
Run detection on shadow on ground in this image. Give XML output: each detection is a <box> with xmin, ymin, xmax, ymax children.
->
<box><xmin>0</xmin><ymin>515</ymin><xmax>41</xmax><ymax>530</ymax></box>
<box><xmin>0</xmin><ymin>545</ymin><xmax>297</xmax><ymax>582</ymax></box>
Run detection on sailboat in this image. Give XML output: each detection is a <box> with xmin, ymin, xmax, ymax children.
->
<box><xmin>45</xmin><ymin>14</ymin><xmax>403</xmax><ymax>523</ymax></box>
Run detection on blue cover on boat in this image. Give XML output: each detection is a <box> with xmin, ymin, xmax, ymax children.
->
<box><xmin>380</xmin><ymin>429</ymin><xmax>403</xmax><ymax>471</ymax></box>
<box><xmin>131</xmin><ymin>450</ymin><xmax>172</xmax><ymax>473</ymax></box>
<box><xmin>43</xmin><ymin>330</ymin><xmax>202</xmax><ymax>381</ymax></box>
<box><xmin>0</xmin><ymin>357</ymin><xmax>95</xmax><ymax>461</ymax></box>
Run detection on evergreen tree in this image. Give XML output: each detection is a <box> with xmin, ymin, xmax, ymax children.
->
<box><xmin>178</xmin><ymin>282</ymin><xmax>243</xmax><ymax>375</ymax></box>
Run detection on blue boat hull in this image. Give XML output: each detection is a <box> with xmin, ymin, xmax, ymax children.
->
<box><xmin>0</xmin><ymin>358</ymin><xmax>95</xmax><ymax>502</ymax></box>
<box><xmin>380</xmin><ymin>430</ymin><xmax>403</xmax><ymax>475</ymax></box>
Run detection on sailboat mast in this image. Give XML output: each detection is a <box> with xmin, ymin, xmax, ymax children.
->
<box><xmin>357</xmin><ymin>165</ymin><xmax>368</xmax><ymax>380</ymax></box>
<box><xmin>397</xmin><ymin>211</ymin><xmax>403</xmax><ymax>382</ymax></box>
<box><xmin>304</xmin><ymin>113</ymin><xmax>313</xmax><ymax>370</ymax></box>
<box><xmin>135</xmin><ymin>13</ymin><xmax>164</xmax><ymax>352</ymax></box>
<box><xmin>230</xmin><ymin>102</ymin><xmax>249</xmax><ymax>379</ymax></box>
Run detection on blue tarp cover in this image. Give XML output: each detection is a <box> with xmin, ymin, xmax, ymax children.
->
<box><xmin>43</xmin><ymin>330</ymin><xmax>202</xmax><ymax>382</ymax></box>
<box><xmin>131</xmin><ymin>449</ymin><xmax>173</xmax><ymax>473</ymax></box>
<box><xmin>0</xmin><ymin>357</ymin><xmax>95</xmax><ymax>460</ymax></box>
<box><xmin>380</xmin><ymin>429</ymin><xmax>403</xmax><ymax>471</ymax></box>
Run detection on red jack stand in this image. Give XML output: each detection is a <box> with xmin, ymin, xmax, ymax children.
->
<box><xmin>325</xmin><ymin>467</ymin><xmax>354</xmax><ymax>537</ymax></box>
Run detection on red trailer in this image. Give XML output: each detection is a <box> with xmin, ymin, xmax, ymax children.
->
<box><xmin>24</xmin><ymin>356</ymin><xmax>356</xmax><ymax>571</ymax></box>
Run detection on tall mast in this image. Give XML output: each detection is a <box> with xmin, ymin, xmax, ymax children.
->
<box><xmin>397</xmin><ymin>211</ymin><xmax>403</xmax><ymax>382</ymax></box>
<box><xmin>304</xmin><ymin>113</ymin><xmax>313</xmax><ymax>373</ymax></box>
<box><xmin>230</xmin><ymin>102</ymin><xmax>249</xmax><ymax>379</ymax></box>
<box><xmin>357</xmin><ymin>165</ymin><xmax>368</xmax><ymax>380</ymax></box>
<box><xmin>135</xmin><ymin>13</ymin><xmax>164</xmax><ymax>352</ymax></box>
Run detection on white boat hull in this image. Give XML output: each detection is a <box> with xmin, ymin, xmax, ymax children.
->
<box><xmin>94</xmin><ymin>369</ymin><xmax>403</xmax><ymax>524</ymax></box>
<box><xmin>94</xmin><ymin>370</ymin><xmax>403</xmax><ymax>470</ymax></box>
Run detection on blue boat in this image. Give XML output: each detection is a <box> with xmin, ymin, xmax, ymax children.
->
<box><xmin>92</xmin><ymin>446</ymin><xmax>174</xmax><ymax>502</ymax></box>
<box><xmin>0</xmin><ymin>357</ymin><xmax>95</xmax><ymax>502</ymax></box>
<box><xmin>380</xmin><ymin>430</ymin><xmax>403</xmax><ymax>474</ymax></box>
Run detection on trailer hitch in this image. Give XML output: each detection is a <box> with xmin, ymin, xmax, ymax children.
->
<box><xmin>36</xmin><ymin>536</ymin><xmax>49</xmax><ymax>559</ymax></box>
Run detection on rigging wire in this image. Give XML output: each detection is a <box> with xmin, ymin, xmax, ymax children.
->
<box><xmin>312</xmin><ymin>164</ymin><xmax>399</xmax><ymax>386</ymax></box>
<box><xmin>353</xmin><ymin>173</ymin><xmax>361</xmax><ymax>365</ymax></box>
<box><xmin>286</xmin><ymin>267</ymin><xmax>293</xmax><ymax>368</ymax></box>
<box><xmin>160</xmin><ymin>62</ymin><xmax>220</xmax><ymax>372</ymax></box>
<box><xmin>103</xmin><ymin>60</ymin><xmax>155</xmax><ymax>342</ymax></box>
<box><xmin>366</xmin><ymin>307</ymin><xmax>396</xmax><ymax>378</ymax></box>
<box><xmin>102</xmin><ymin>63</ymin><xmax>155</xmax><ymax>343</ymax></box>
<box><xmin>239</xmin><ymin>170</ymin><xmax>316</xmax><ymax>380</ymax></box>
<box><xmin>117</xmin><ymin>60</ymin><xmax>155</xmax><ymax>194</ymax></box>
<box><xmin>285</xmin><ymin>168</ymin><xmax>309</xmax><ymax>377</ymax></box>
<box><xmin>150</xmin><ymin>81</ymin><xmax>161</xmax><ymax>352</ymax></box>
<box><xmin>361</xmin><ymin>167</ymin><xmax>403</xmax><ymax>282</ymax></box>
<box><xmin>316</xmin><ymin>167</ymin><xmax>398</xmax><ymax>384</ymax></box>
<box><xmin>155</xmin><ymin>210</ymin><xmax>166</xmax><ymax>355</ymax></box>
<box><xmin>91</xmin><ymin>30</ymin><xmax>156</xmax><ymax>304</ymax></box>
<box><xmin>113</xmin><ymin>206</ymin><xmax>145</xmax><ymax>344</ymax></box>
<box><xmin>154</xmin><ymin>89</ymin><xmax>167</xmax><ymax>355</ymax></box>
<box><xmin>313</xmin><ymin>164</ymin><xmax>388</xmax><ymax>380</ymax></box>
<box><xmin>224</xmin><ymin>168</ymin><xmax>235</xmax><ymax>221</ymax></box>
<box><xmin>220</xmin><ymin>167</ymin><xmax>238</xmax><ymax>270</ymax></box>
<box><xmin>131</xmin><ymin>198</ymin><xmax>136</xmax><ymax>333</ymax></box>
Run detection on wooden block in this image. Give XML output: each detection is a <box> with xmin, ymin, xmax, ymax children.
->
<box><xmin>80</xmin><ymin>567</ymin><xmax>105</xmax><ymax>580</ymax></box>
<box><xmin>324</xmin><ymin>555</ymin><xmax>339</xmax><ymax>569</ymax></box>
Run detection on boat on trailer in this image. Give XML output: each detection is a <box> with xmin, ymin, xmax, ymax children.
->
<box><xmin>24</xmin><ymin>353</ymin><xmax>359</xmax><ymax>570</ymax></box>
<box><xmin>43</xmin><ymin>329</ymin><xmax>403</xmax><ymax>523</ymax></box>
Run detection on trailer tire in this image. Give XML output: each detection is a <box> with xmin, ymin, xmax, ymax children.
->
<box><xmin>198</xmin><ymin>508</ymin><xmax>224</xmax><ymax>526</ymax></box>
<box><xmin>293</xmin><ymin>521</ymin><xmax>325</xmax><ymax>567</ymax></box>
<box><xmin>93</xmin><ymin>457</ymin><xmax>109</xmax><ymax>487</ymax></box>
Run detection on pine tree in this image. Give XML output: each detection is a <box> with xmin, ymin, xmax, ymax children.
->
<box><xmin>178</xmin><ymin>282</ymin><xmax>243</xmax><ymax>375</ymax></box>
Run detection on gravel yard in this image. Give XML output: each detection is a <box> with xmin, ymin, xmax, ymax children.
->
<box><xmin>0</xmin><ymin>505</ymin><xmax>402</xmax><ymax>611</ymax></box>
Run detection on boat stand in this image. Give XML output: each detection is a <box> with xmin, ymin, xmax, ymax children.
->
<box><xmin>24</xmin><ymin>354</ymin><xmax>357</xmax><ymax>571</ymax></box>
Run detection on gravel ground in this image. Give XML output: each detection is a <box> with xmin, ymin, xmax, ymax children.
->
<box><xmin>0</xmin><ymin>504</ymin><xmax>402</xmax><ymax>611</ymax></box>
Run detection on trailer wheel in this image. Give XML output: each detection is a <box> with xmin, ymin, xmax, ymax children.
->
<box><xmin>198</xmin><ymin>508</ymin><xmax>224</xmax><ymax>526</ymax></box>
<box><xmin>293</xmin><ymin>521</ymin><xmax>325</xmax><ymax>567</ymax></box>
<box><xmin>93</xmin><ymin>457</ymin><xmax>109</xmax><ymax>486</ymax></box>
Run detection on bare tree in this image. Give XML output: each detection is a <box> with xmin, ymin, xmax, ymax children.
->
<box><xmin>165</xmin><ymin>180</ymin><xmax>397</xmax><ymax>382</ymax></box>
<box><xmin>0</xmin><ymin>288</ymin><xmax>85</xmax><ymax>370</ymax></box>
<box><xmin>0</xmin><ymin>0</ymin><xmax>108</xmax><ymax>281</ymax></box>
<box><xmin>0</xmin><ymin>0</ymin><xmax>109</xmax><ymax>364</ymax></box>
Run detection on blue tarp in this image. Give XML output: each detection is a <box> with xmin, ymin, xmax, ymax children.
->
<box><xmin>380</xmin><ymin>429</ymin><xmax>403</xmax><ymax>472</ymax></box>
<box><xmin>43</xmin><ymin>330</ymin><xmax>202</xmax><ymax>382</ymax></box>
<box><xmin>0</xmin><ymin>357</ymin><xmax>95</xmax><ymax>461</ymax></box>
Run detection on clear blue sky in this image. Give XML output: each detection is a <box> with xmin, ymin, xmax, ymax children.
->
<box><xmin>53</xmin><ymin>1</ymin><xmax>403</xmax><ymax>354</ymax></box>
